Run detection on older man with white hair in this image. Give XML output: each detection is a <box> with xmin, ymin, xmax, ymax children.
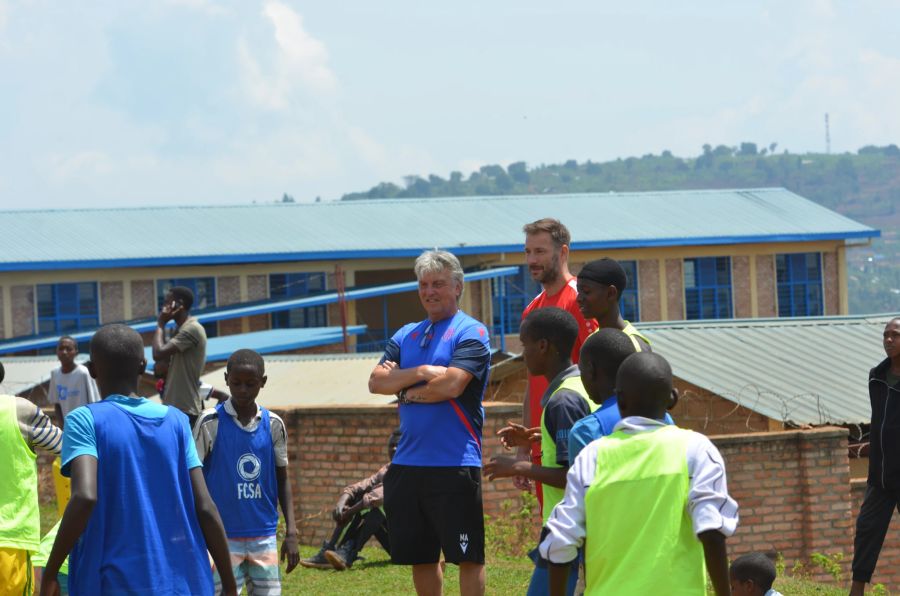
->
<box><xmin>369</xmin><ymin>250</ymin><xmax>491</xmax><ymax>596</ymax></box>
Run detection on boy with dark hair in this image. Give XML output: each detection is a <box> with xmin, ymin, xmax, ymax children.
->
<box><xmin>300</xmin><ymin>429</ymin><xmax>401</xmax><ymax>571</ymax></box>
<box><xmin>0</xmin><ymin>360</ymin><xmax>63</xmax><ymax>595</ymax></box>
<box><xmin>48</xmin><ymin>336</ymin><xmax>100</xmax><ymax>428</ymax></box>
<box><xmin>540</xmin><ymin>352</ymin><xmax>738</xmax><ymax>596</ymax></box>
<box><xmin>153</xmin><ymin>285</ymin><xmax>208</xmax><ymax>427</ymax></box>
<box><xmin>576</xmin><ymin>258</ymin><xmax>650</xmax><ymax>352</ymax></box>
<box><xmin>487</xmin><ymin>307</ymin><xmax>596</xmax><ymax>595</ymax></box>
<box><xmin>568</xmin><ymin>328</ymin><xmax>674</xmax><ymax>461</ymax></box>
<box><xmin>730</xmin><ymin>552</ymin><xmax>783</xmax><ymax>596</ymax></box>
<box><xmin>850</xmin><ymin>316</ymin><xmax>900</xmax><ymax>595</ymax></box>
<box><xmin>40</xmin><ymin>324</ymin><xmax>236</xmax><ymax>596</ymax></box>
<box><xmin>195</xmin><ymin>349</ymin><xmax>299</xmax><ymax>595</ymax></box>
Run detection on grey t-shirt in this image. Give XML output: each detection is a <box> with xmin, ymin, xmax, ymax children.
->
<box><xmin>47</xmin><ymin>364</ymin><xmax>100</xmax><ymax>418</ymax></box>
<box><xmin>164</xmin><ymin>317</ymin><xmax>207</xmax><ymax>416</ymax></box>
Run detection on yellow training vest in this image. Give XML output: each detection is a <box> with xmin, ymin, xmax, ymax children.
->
<box><xmin>0</xmin><ymin>397</ymin><xmax>40</xmax><ymax>552</ymax></box>
<box><xmin>539</xmin><ymin>376</ymin><xmax>597</xmax><ymax>524</ymax></box>
<box><xmin>589</xmin><ymin>321</ymin><xmax>650</xmax><ymax>352</ymax></box>
<box><xmin>583</xmin><ymin>425</ymin><xmax>705</xmax><ymax>595</ymax></box>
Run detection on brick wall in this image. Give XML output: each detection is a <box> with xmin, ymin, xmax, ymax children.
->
<box><xmin>850</xmin><ymin>479</ymin><xmax>900</xmax><ymax>589</ymax></box>
<box><xmin>755</xmin><ymin>255</ymin><xmax>776</xmax><ymax>317</ymax></box>
<box><xmin>823</xmin><ymin>251</ymin><xmax>840</xmax><ymax>316</ymax></box>
<box><xmin>671</xmin><ymin>379</ymin><xmax>774</xmax><ymax>435</ymax></box>
<box><xmin>247</xmin><ymin>274</ymin><xmax>270</xmax><ymax>332</ymax></box>
<box><xmin>275</xmin><ymin>403</ymin><xmax>531</xmax><ymax>544</ymax></box>
<box><xmin>131</xmin><ymin>280</ymin><xmax>156</xmax><ymax>318</ymax></box>
<box><xmin>637</xmin><ymin>259</ymin><xmax>661</xmax><ymax>321</ymax></box>
<box><xmin>665</xmin><ymin>258</ymin><xmax>684</xmax><ymax>319</ymax></box>
<box><xmin>11</xmin><ymin>285</ymin><xmax>34</xmax><ymax>336</ymax></box>
<box><xmin>100</xmin><ymin>281</ymin><xmax>124</xmax><ymax>324</ymax></box>
<box><xmin>732</xmin><ymin>256</ymin><xmax>752</xmax><ymax>318</ymax></box>
<box><xmin>216</xmin><ymin>276</ymin><xmax>242</xmax><ymax>336</ymax></box>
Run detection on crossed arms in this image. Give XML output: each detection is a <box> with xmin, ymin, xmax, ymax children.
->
<box><xmin>368</xmin><ymin>360</ymin><xmax>474</xmax><ymax>403</ymax></box>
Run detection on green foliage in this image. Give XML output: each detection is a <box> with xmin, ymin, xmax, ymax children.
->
<box><xmin>810</xmin><ymin>551</ymin><xmax>845</xmax><ymax>583</ymax></box>
<box><xmin>484</xmin><ymin>492</ymin><xmax>540</xmax><ymax>559</ymax></box>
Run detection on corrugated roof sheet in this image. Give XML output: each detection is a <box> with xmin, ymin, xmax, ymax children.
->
<box><xmin>1</xmin><ymin>188</ymin><xmax>877</xmax><ymax>270</ymax></box>
<box><xmin>637</xmin><ymin>314</ymin><xmax>894</xmax><ymax>425</ymax></box>
<box><xmin>0</xmin><ymin>355</ymin><xmax>89</xmax><ymax>397</ymax></box>
<box><xmin>195</xmin><ymin>353</ymin><xmax>395</xmax><ymax>408</ymax></box>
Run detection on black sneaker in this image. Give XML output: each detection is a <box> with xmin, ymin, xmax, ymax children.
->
<box><xmin>299</xmin><ymin>541</ymin><xmax>334</xmax><ymax>570</ymax></box>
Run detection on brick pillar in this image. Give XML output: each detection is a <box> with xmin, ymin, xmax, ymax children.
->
<box><xmin>247</xmin><ymin>274</ymin><xmax>269</xmax><ymax>332</ymax></box>
<box><xmin>217</xmin><ymin>276</ymin><xmax>242</xmax><ymax>336</ymax></box>
<box><xmin>823</xmin><ymin>251</ymin><xmax>840</xmax><ymax>315</ymax></box>
<box><xmin>100</xmin><ymin>281</ymin><xmax>125</xmax><ymax>324</ymax></box>
<box><xmin>732</xmin><ymin>256</ymin><xmax>752</xmax><ymax>318</ymax></box>
<box><xmin>665</xmin><ymin>259</ymin><xmax>683</xmax><ymax>320</ymax></box>
<box><xmin>637</xmin><ymin>259</ymin><xmax>661</xmax><ymax>321</ymax></box>
<box><xmin>11</xmin><ymin>285</ymin><xmax>35</xmax><ymax>337</ymax></box>
<box><xmin>130</xmin><ymin>280</ymin><xmax>156</xmax><ymax>318</ymax></box>
<box><xmin>755</xmin><ymin>255</ymin><xmax>776</xmax><ymax>317</ymax></box>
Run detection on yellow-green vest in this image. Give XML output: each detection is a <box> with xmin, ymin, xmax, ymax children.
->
<box><xmin>589</xmin><ymin>321</ymin><xmax>650</xmax><ymax>352</ymax></box>
<box><xmin>583</xmin><ymin>425</ymin><xmax>705</xmax><ymax>595</ymax></box>
<box><xmin>539</xmin><ymin>376</ymin><xmax>597</xmax><ymax>525</ymax></box>
<box><xmin>0</xmin><ymin>397</ymin><xmax>40</xmax><ymax>552</ymax></box>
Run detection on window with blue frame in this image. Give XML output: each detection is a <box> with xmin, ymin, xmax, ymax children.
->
<box><xmin>684</xmin><ymin>257</ymin><xmax>733</xmax><ymax>319</ymax></box>
<box><xmin>36</xmin><ymin>282</ymin><xmax>99</xmax><ymax>335</ymax></box>
<box><xmin>157</xmin><ymin>278</ymin><xmax>218</xmax><ymax>337</ymax></box>
<box><xmin>619</xmin><ymin>260</ymin><xmax>640</xmax><ymax>322</ymax></box>
<box><xmin>269</xmin><ymin>273</ymin><xmax>328</xmax><ymax>329</ymax></box>
<box><xmin>491</xmin><ymin>266</ymin><xmax>541</xmax><ymax>335</ymax></box>
<box><xmin>776</xmin><ymin>253</ymin><xmax>823</xmax><ymax>317</ymax></box>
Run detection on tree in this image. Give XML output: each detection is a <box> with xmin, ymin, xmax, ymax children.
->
<box><xmin>507</xmin><ymin>161</ymin><xmax>530</xmax><ymax>183</ymax></box>
<box><xmin>769</xmin><ymin>142</ymin><xmax>778</xmax><ymax>154</ymax></box>
<box><xmin>739</xmin><ymin>142</ymin><xmax>758</xmax><ymax>156</ymax></box>
<box><xmin>281</xmin><ymin>193</ymin><xmax>295</xmax><ymax>203</ymax></box>
<box><xmin>564</xmin><ymin>159</ymin><xmax>578</xmax><ymax>170</ymax></box>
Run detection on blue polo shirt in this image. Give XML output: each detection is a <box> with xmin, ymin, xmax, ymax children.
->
<box><xmin>381</xmin><ymin>310</ymin><xmax>491</xmax><ymax>467</ymax></box>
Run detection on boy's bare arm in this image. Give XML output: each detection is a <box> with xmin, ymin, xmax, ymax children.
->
<box><xmin>189</xmin><ymin>468</ymin><xmax>238</xmax><ymax>596</ymax></box>
<box><xmin>548</xmin><ymin>562</ymin><xmax>572</xmax><ymax>596</ymax></box>
<box><xmin>40</xmin><ymin>456</ymin><xmax>97</xmax><ymax>593</ymax></box>
<box><xmin>276</xmin><ymin>466</ymin><xmax>300</xmax><ymax>573</ymax></box>
<box><xmin>698</xmin><ymin>530</ymin><xmax>731</xmax><ymax>596</ymax></box>
<box><xmin>483</xmin><ymin>456</ymin><xmax>568</xmax><ymax>488</ymax></box>
<box><xmin>54</xmin><ymin>403</ymin><xmax>65</xmax><ymax>431</ymax></box>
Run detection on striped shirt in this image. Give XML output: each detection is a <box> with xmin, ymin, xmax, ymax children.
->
<box><xmin>15</xmin><ymin>397</ymin><xmax>63</xmax><ymax>455</ymax></box>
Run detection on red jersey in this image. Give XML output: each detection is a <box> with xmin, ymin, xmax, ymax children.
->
<box><xmin>522</xmin><ymin>277</ymin><xmax>597</xmax><ymax>429</ymax></box>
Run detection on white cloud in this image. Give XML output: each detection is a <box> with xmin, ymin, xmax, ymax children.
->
<box><xmin>238</xmin><ymin>1</ymin><xmax>337</xmax><ymax>110</ymax></box>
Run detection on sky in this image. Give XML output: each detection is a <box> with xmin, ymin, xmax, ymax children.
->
<box><xmin>0</xmin><ymin>0</ymin><xmax>898</xmax><ymax>210</ymax></box>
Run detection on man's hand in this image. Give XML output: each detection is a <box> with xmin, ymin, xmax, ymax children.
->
<box><xmin>157</xmin><ymin>301</ymin><xmax>182</xmax><ymax>326</ymax></box>
<box><xmin>333</xmin><ymin>494</ymin><xmax>352</xmax><ymax>523</ymax></box>
<box><xmin>497</xmin><ymin>420</ymin><xmax>541</xmax><ymax>449</ymax></box>
<box><xmin>513</xmin><ymin>447</ymin><xmax>533</xmax><ymax>491</ymax></box>
<box><xmin>281</xmin><ymin>532</ymin><xmax>300</xmax><ymax>573</ymax></box>
<box><xmin>484</xmin><ymin>455</ymin><xmax>527</xmax><ymax>481</ymax></box>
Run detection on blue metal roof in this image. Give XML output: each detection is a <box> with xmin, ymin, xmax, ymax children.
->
<box><xmin>144</xmin><ymin>326</ymin><xmax>367</xmax><ymax>370</ymax></box>
<box><xmin>1</xmin><ymin>189</ymin><xmax>878</xmax><ymax>271</ymax></box>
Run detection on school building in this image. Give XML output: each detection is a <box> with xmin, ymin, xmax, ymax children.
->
<box><xmin>0</xmin><ymin>187</ymin><xmax>878</xmax><ymax>357</ymax></box>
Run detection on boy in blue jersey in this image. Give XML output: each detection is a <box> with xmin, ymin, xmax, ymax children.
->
<box><xmin>196</xmin><ymin>349</ymin><xmax>299</xmax><ymax>595</ymax></box>
<box><xmin>369</xmin><ymin>250</ymin><xmax>491</xmax><ymax>596</ymax></box>
<box><xmin>568</xmin><ymin>328</ymin><xmax>675</xmax><ymax>462</ymax></box>
<box><xmin>39</xmin><ymin>324</ymin><xmax>236</xmax><ymax>596</ymax></box>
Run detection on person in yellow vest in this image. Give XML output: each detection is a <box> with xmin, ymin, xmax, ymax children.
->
<box><xmin>540</xmin><ymin>352</ymin><xmax>738</xmax><ymax>595</ymax></box>
<box><xmin>576</xmin><ymin>258</ymin><xmax>650</xmax><ymax>352</ymax></box>
<box><xmin>0</xmin><ymin>361</ymin><xmax>64</xmax><ymax>595</ymax></box>
<box><xmin>486</xmin><ymin>307</ymin><xmax>598</xmax><ymax>595</ymax></box>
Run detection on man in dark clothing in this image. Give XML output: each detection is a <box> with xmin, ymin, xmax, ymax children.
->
<box><xmin>300</xmin><ymin>430</ymin><xmax>400</xmax><ymax>571</ymax></box>
<box><xmin>850</xmin><ymin>316</ymin><xmax>900</xmax><ymax>595</ymax></box>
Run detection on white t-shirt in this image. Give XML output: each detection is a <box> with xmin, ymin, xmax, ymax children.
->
<box><xmin>47</xmin><ymin>363</ymin><xmax>101</xmax><ymax>418</ymax></box>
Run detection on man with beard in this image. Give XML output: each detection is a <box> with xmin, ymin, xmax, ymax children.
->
<box><xmin>511</xmin><ymin>219</ymin><xmax>596</xmax><ymax>506</ymax></box>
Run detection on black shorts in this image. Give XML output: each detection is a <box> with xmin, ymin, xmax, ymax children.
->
<box><xmin>383</xmin><ymin>464</ymin><xmax>485</xmax><ymax>565</ymax></box>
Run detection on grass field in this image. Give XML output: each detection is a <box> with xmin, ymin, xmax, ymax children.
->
<box><xmin>40</xmin><ymin>504</ymin><xmax>879</xmax><ymax>595</ymax></box>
